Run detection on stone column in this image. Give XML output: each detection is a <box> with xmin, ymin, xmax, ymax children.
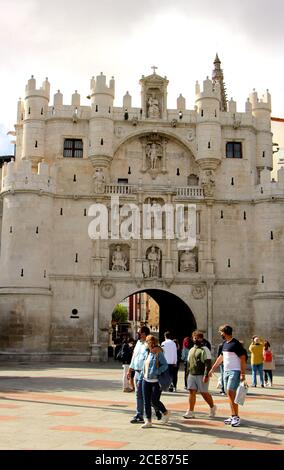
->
<box><xmin>91</xmin><ymin>281</ymin><xmax>101</xmax><ymax>361</ymax></box>
<box><xmin>206</xmin><ymin>281</ymin><xmax>214</xmax><ymax>344</ymax></box>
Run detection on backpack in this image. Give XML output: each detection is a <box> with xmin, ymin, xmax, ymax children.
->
<box><xmin>263</xmin><ymin>350</ymin><xmax>272</xmax><ymax>362</ymax></box>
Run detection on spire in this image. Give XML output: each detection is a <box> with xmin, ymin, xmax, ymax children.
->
<box><xmin>212</xmin><ymin>53</ymin><xmax>227</xmax><ymax>111</ymax></box>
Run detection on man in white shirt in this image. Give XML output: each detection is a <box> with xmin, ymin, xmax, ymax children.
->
<box><xmin>161</xmin><ymin>331</ymin><xmax>177</xmax><ymax>391</ymax></box>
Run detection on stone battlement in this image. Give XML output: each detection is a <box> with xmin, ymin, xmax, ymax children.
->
<box><xmin>1</xmin><ymin>159</ymin><xmax>55</xmax><ymax>193</ymax></box>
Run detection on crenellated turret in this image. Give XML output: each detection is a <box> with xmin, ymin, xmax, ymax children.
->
<box><xmin>249</xmin><ymin>89</ymin><xmax>272</xmax><ymax>170</ymax></box>
<box><xmin>88</xmin><ymin>72</ymin><xmax>115</xmax><ymax>169</ymax></box>
<box><xmin>22</xmin><ymin>76</ymin><xmax>50</xmax><ymax>168</ymax></box>
<box><xmin>195</xmin><ymin>76</ymin><xmax>222</xmax><ymax>170</ymax></box>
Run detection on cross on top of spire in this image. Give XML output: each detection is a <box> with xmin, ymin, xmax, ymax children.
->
<box><xmin>151</xmin><ymin>66</ymin><xmax>158</xmax><ymax>74</ymax></box>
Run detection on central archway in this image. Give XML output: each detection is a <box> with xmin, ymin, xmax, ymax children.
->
<box><xmin>142</xmin><ymin>289</ymin><xmax>196</xmax><ymax>345</ymax></box>
<box><xmin>114</xmin><ymin>288</ymin><xmax>197</xmax><ymax>346</ymax></box>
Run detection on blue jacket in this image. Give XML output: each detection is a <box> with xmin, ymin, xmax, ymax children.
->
<box><xmin>141</xmin><ymin>349</ymin><xmax>168</xmax><ymax>380</ymax></box>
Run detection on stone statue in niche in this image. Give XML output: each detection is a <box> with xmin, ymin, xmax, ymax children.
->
<box><xmin>146</xmin><ymin>141</ymin><xmax>162</xmax><ymax>170</ymax></box>
<box><xmin>111</xmin><ymin>245</ymin><xmax>128</xmax><ymax>272</ymax></box>
<box><xmin>93</xmin><ymin>168</ymin><xmax>105</xmax><ymax>193</ymax></box>
<box><xmin>201</xmin><ymin>170</ymin><xmax>215</xmax><ymax>197</ymax></box>
<box><xmin>180</xmin><ymin>250</ymin><xmax>197</xmax><ymax>272</ymax></box>
<box><xmin>147</xmin><ymin>95</ymin><xmax>160</xmax><ymax>118</ymax></box>
<box><xmin>143</xmin><ymin>246</ymin><xmax>161</xmax><ymax>278</ymax></box>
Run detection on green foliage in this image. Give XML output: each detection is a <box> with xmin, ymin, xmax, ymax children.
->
<box><xmin>112</xmin><ymin>304</ymin><xmax>128</xmax><ymax>324</ymax></box>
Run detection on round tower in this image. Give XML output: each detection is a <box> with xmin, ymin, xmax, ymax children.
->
<box><xmin>0</xmin><ymin>159</ymin><xmax>53</xmax><ymax>352</ymax></box>
<box><xmin>252</xmin><ymin>180</ymin><xmax>284</xmax><ymax>355</ymax></box>
<box><xmin>22</xmin><ymin>76</ymin><xmax>50</xmax><ymax>169</ymax></box>
<box><xmin>195</xmin><ymin>76</ymin><xmax>222</xmax><ymax>171</ymax></box>
<box><xmin>88</xmin><ymin>73</ymin><xmax>115</xmax><ymax>170</ymax></box>
<box><xmin>249</xmin><ymin>89</ymin><xmax>272</xmax><ymax>170</ymax></box>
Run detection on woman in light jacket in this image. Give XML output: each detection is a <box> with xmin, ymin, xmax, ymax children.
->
<box><xmin>141</xmin><ymin>335</ymin><xmax>170</xmax><ymax>428</ymax></box>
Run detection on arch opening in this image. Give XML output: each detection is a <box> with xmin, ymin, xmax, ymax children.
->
<box><xmin>111</xmin><ymin>288</ymin><xmax>196</xmax><ymax>348</ymax></box>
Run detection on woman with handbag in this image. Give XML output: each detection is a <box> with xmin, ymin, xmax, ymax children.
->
<box><xmin>141</xmin><ymin>335</ymin><xmax>171</xmax><ymax>429</ymax></box>
<box><xmin>263</xmin><ymin>340</ymin><xmax>275</xmax><ymax>387</ymax></box>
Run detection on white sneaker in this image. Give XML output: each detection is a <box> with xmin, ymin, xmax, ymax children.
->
<box><xmin>141</xmin><ymin>420</ymin><xmax>152</xmax><ymax>429</ymax></box>
<box><xmin>231</xmin><ymin>416</ymin><xmax>241</xmax><ymax>427</ymax></box>
<box><xmin>161</xmin><ymin>411</ymin><xmax>170</xmax><ymax>424</ymax></box>
<box><xmin>183</xmin><ymin>410</ymin><xmax>195</xmax><ymax>419</ymax></box>
<box><xmin>209</xmin><ymin>405</ymin><xmax>217</xmax><ymax>418</ymax></box>
<box><xmin>224</xmin><ymin>416</ymin><xmax>233</xmax><ymax>425</ymax></box>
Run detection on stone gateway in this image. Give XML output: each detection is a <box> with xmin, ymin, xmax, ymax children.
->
<box><xmin>0</xmin><ymin>56</ymin><xmax>283</xmax><ymax>362</ymax></box>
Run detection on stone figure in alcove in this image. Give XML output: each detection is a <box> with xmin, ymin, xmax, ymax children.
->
<box><xmin>148</xmin><ymin>95</ymin><xmax>160</xmax><ymax>118</ymax></box>
<box><xmin>111</xmin><ymin>245</ymin><xmax>128</xmax><ymax>272</ymax></box>
<box><xmin>146</xmin><ymin>142</ymin><xmax>162</xmax><ymax>170</ymax></box>
<box><xmin>143</xmin><ymin>246</ymin><xmax>161</xmax><ymax>278</ymax></box>
<box><xmin>180</xmin><ymin>250</ymin><xmax>197</xmax><ymax>272</ymax></box>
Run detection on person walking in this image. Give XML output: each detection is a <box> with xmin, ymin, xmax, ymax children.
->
<box><xmin>249</xmin><ymin>336</ymin><xmax>264</xmax><ymax>387</ymax></box>
<box><xmin>161</xmin><ymin>331</ymin><xmax>177</xmax><ymax>392</ymax></box>
<box><xmin>263</xmin><ymin>340</ymin><xmax>275</xmax><ymax>387</ymax></box>
<box><xmin>141</xmin><ymin>335</ymin><xmax>171</xmax><ymax>428</ymax></box>
<box><xmin>118</xmin><ymin>337</ymin><xmax>135</xmax><ymax>392</ymax></box>
<box><xmin>183</xmin><ymin>331</ymin><xmax>217</xmax><ymax>419</ymax></box>
<box><xmin>172</xmin><ymin>339</ymin><xmax>182</xmax><ymax>392</ymax></box>
<box><xmin>127</xmin><ymin>326</ymin><xmax>150</xmax><ymax>423</ymax></box>
<box><xmin>209</xmin><ymin>324</ymin><xmax>246</xmax><ymax>427</ymax></box>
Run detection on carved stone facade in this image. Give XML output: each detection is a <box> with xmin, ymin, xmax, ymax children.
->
<box><xmin>0</xmin><ymin>60</ymin><xmax>284</xmax><ymax>363</ymax></box>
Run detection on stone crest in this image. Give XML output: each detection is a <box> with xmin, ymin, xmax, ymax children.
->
<box><xmin>100</xmin><ymin>281</ymin><xmax>115</xmax><ymax>299</ymax></box>
<box><xmin>191</xmin><ymin>284</ymin><xmax>206</xmax><ymax>299</ymax></box>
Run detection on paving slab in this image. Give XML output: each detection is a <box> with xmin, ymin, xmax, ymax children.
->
<box><xmin>0</xmin><ymin>361</ymin><xmax>284</xmax><ymax>451</ymax></box>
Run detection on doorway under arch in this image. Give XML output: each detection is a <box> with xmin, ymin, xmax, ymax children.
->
<box><xmin>115</xmin><ymin>288</ymin><xmax>196</xmax><ymax>347</ymax></box>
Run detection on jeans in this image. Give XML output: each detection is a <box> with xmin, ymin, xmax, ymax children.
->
<box><xmin>264</xmin><ymin>370</ymin><xmax>273</xmax><ymax>385</ymax></box>
<box><xmin>252</xmin><ymin>363</ymin><xmax>264</xmax><ymax>386</ymax></box>
<box><xmin>134</xmin><ymin>371</ymin><xmax>144</xmax><ymax>418</ymax></box>
<box><xmin>142</xmin><ymin>380</ymin><xmax>167</xmax><ymax>420</ymax></box>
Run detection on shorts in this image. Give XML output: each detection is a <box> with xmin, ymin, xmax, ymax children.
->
<box><xmin>224</xmin><ymin>370</ymin><xmax>240</xmax><ymax>391</ymax></box>
<box><xmin>187</xmin><ymin>374</ymin><xmax>209</xmax><ymax>393</ymax></box>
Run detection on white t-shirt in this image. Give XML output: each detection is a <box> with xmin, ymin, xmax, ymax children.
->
<box><xmin>161</xmin><ymin>339</ymin><xmax>177</xmax><ymax>365</ymax></box>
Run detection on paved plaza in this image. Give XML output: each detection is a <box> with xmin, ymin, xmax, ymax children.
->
<box><xmin>0</xmin><ymin>361</ymin><xmax>284</xmax><ymax>451</ymax></box>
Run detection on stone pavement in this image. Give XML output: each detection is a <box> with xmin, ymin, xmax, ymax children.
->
<box><xmin>0</xmin><ymin>361</ymin><xmax>284</xmax><ymax>450</ymax></box>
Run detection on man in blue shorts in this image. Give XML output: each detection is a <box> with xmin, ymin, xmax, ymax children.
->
<box><xmin>209</xmin><ymin>325</ymin><xmax>246</xmax><ymax>427</ymax></box>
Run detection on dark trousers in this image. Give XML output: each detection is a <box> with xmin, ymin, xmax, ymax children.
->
<box><xmin>171</xmin><ymin>364</ymin><xmax>179</xmax><ymax>388</ymax></box>
<box><xmin>142</xmin><ymin>380</ymin><xmax>167</xmax><ymax>420</ymax></box>
<box><xmin>184</xmin><ymin>362</ymin><xmax>188</xmax><ymax>388</ymax></box>
<box><xmin>264</xmin><ymin>370</ymin><xmax>273</xmax><ymax>384</ymax></box>
<box><xmin>168</xmin><ymin>364</ymin><xmax>176</xmax><ymax>388</ymax></box>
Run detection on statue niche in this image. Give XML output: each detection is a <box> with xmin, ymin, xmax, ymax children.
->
<box><xmin>109</xmin><ymin>244</ymin><xmax>129</xmax><ymax>272</ymax></box>
<box><xmin>143</xmin><ymin>245</ymin><xmax>162</xmax><ymax>278</ymax></box>
<box><xmin>179</xmin><ymin>249</ymin><xmax>198</xmax><ymax>273</ymax></box>
<box><xmin>140</xmin><ymin>134</ymin><xmax>167</xmax><ymax>178</ymax></box>
<box><xmin>147</xmin><ymin>94</ymin><xmax>160</xmax><ymax>119</ymax></box>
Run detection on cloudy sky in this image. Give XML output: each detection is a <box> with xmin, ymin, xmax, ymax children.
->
<box><xmin>1</xmin><ymin>0</ymin><xmax>284</xmax><ymax>158</ymax></box>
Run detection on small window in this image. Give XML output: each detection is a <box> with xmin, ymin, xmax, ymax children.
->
<box><xmin>226</xmin><ymin>142</ymin><xmax>242</xmax><ymax>158</ymax></box>
<box><xmin>117</xmin><ymin>178</ymin><xmax>128</xmax><ymax>184</ymax></box>
<box><xmin>63</xmin><ymin>138</ymin><xmax>83</xmax><ymax>158</ymax></box>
